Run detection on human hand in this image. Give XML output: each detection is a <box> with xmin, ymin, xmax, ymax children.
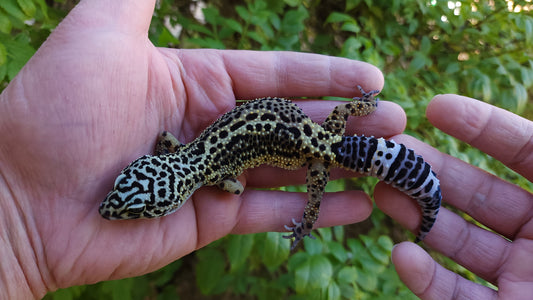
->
<box><xmin>0</xmin><ymin>0</ymin><xmax>408</xmax><ymax>298</ymax></box>
<box><xmin>374</xmin><ymin>94</ymin><xmax>533</xmax><ymax>299</ymax></box>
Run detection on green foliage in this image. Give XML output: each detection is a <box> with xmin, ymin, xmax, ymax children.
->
<box><xmin>14</xmin><ymin>0</ymin><xmax>533</xmax><ymax>299</ymax></box>
<box><xmin>169</xmin><ymin>230</ymin><xmax>411</xmax><ymax>299</ymax></box>
<box><xmin>0</xmin><ymin>0</ymin><xmax>63</xmax><ymax>89</ymax></box>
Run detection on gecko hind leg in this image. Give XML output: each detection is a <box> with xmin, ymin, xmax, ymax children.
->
<box><xmin>283</xmin><ymin>160</ymin><xmax>330</xmax><ymax>249</ymax></box>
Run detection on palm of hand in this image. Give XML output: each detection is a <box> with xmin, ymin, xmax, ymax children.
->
<box><xmin>0</xmin><ymin>1</ymin><xmax>390</xmax><ymax>294</ymax></box>
<box><xmin>0</xmin><ymin>8</ymin><xmax>241</xmax><ymax>287</ymax></box>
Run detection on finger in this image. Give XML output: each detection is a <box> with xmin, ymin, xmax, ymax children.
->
<box><xmin>427</xmin><ymin>94</ymin><xmax>533</xmax><ymax>181</ymax></box>
<box><xmin>246</xmin><ymin>99</ymin><xmax>407</xmax><ymax>188</ymax></box>
<box><xmin>376</xmin><ymin>186</ymin><xmax>510</xmax><ymax>283</ymax></box>
<box><xmin>295</xmin><ymin>99</ymin><xmax>406</xmax><ymax>137</ymax></box>
<box><xmin>192</xmin><ymin>188</ymin><xmax>373</xmax><ymax>248</ymax></box>
<box><xmin>376</xmin><ymin>134</ymin><xmax>533</xmax><ymax>240</ymax></box>
<box><xmin>179</xmin><ymin>49</ymin><xmax>383</xmax><ymax>99</ymax></box>
<box><xmin>230</xmin><ymin>51</ymin><xmax>384</xmax><ymax>98</ymax></box>
<box><xmin>391</xmin><ymin>242</ymin><xmax>498</xmax><ymax>300</ymax></box>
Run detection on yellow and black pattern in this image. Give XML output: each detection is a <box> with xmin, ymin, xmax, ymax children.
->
<box><xmin>99</xmin><ymin>86</ymin><xmax>441</xmax><ymax>248</ymax></box>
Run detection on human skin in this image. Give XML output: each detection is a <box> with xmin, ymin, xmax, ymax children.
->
<box><xmin>0</xmin><ymin>0</ymin><xmax>396</xmax><ymax>298</ymax></box>
<box><xmin>375</xmin><ymin>95</ymin><xmax>533</xmax><ymax>300</ymax></box>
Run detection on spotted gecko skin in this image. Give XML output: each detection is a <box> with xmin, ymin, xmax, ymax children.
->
<box><xmin>99</xmin><ymin>86</ymin><xmax>441</xmax><ymax>248</ymax></box>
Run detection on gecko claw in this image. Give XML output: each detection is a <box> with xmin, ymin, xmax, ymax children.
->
<box><xmin>282</xmin><ymin>218</ymin><xmax>314</xmax><ymax>250</ymax></box>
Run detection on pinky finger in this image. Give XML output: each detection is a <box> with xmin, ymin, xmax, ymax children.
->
<box><xmin>391</xmin><ymin>242</ymin><xmax>497</xmax><ymax>300</ymax></box>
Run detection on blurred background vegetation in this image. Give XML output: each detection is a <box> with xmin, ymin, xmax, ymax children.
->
<box><xmin>2</xmin><ymin>0</ymin><xmax>532</xmax><ymax>299</ymax></box>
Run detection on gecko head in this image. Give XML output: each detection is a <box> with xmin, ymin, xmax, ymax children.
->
<box><xmin>99</xmin><ymin>155</ymin><xmax>198</xmax><ymax>220</ymax></box>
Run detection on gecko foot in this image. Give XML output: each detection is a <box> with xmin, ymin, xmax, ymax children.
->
<box><xmin>353</xmin><ymin>85</ymin><xmax>380</xmax><ymax>103</ymax></box>
<box><xmin>282</xmin><ymin>218</ymin><xmax>315</xmax><ymax>250</ymax></box>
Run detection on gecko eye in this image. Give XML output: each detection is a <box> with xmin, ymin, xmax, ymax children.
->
<box><xmin>126</xmin><ymin>203</ymin><xmax>146</xmax><ymax>215</ymax></box>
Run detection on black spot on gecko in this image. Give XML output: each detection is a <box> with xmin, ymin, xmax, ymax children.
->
<box><xmin>261</xmin><ymin>113</ymin><xmax>276</xmax><ymax>121</ymax></box>
<box><xmin>230</xmin><ymin>120</ymin><xmax>246</xmax><ymax>132</ymax></box>
<box><xmin>303</xmin><ymin>124</ymin><xmax>312</xmax><ymax>136</ymax></box>
<box><xmin>246</xmin><ymin>113</ymin><xmax>258</xmax><ymax>121</ymax></box>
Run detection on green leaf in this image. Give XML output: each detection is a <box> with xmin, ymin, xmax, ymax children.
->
<box><xmin>419</xmin><ymin>36</ymin><xmax>431</xmax><ymax>54</ymax></box>
<box><xmin>340</xmin><ymin>22</ymin><xmax>360</xmax><ymax>33</ymax></box>
<box><xmin>202</xmin><ymin>7</ymin><xmax>220</xmax><ymax>26</ymax></box>
<box><xmin>1</xmin><ymin>34</ymin><xmax>35</xmax><ymax>79</ymax></box>
<box><xmin>317</xmin><ymin>227</ymin><xmax>332</xmax><ymax>242</ymax></box>
<box><xmin>0</xmin><ymin>42</ymin><xmax>6</xmax><ymax>66</ymax></box>
<box><xmin>328</xmin><ymin>241</ymin><xmax>347</xmax><ymax>262</ymax></box>
<box><xmin>304</xmin><ymin>234</ymin><xmax>323</xmax><ymax>255</ymax></box>
<box><xmin>0</xmin><ymin>10</ymin><xmax>12</xmax><ymax>33</ymax></box>
<box><xmin>156</xmin><ymin>27</ymin><xmax>179</xmax><ymax>47</ymax></box>
<box><xmin>195</xmin><ymin>248</ymin><xmax>226</xmax><ymax>295</ymax></box>
<box><xmin>152</xmin><ymin>260</ymin><xmax>182</xmax><ymax>287</ymax></box>
<box><xmin>409</xmin><ymin>51</ymin><xmax>429</xmax><ymax>72</ymax></box>
<box><xmin>445</xmin><ymin>62</ymin><xmax>460</xmax><ymax>74</ymax></box>
<box><xmin>44</xmin><ymin>285</ymin><xmax>86</xmax><ymax>300</ymax></box>
<box><xmin>258</xmin><ymin>232</ymin><xmax>290</xmax><ymax>270</ymax></box>
<box><xmin>0</xmin><ymin>0</ymin><xmax>26</xmax><ymax>20</ymax></box>
<box><xmin>227</xmin><ymin>234</ymin><xmax>254</xmax><ymax>272</ymax></box>
<box><xmin>408</xmin><ymin>18</ymin><xmax>419</xmax><ymax>34</ymax></box>
<box><xmin>337</xmin><ymin>266</ymin><xmax>358</xmax><ymax>284</ymax></box>
<box><xmin>224</xmin><ymin>19</ymin><xmax>243</xmax><ymax>33</ymax></box>
<box><xmin>325</xmin><ymin>12</ymin><xmax>355</xmax><ymax>24</ymax></box>
<box><xmin>513</xmin><ymin>83</ymin><xmax>527</xmax><ymax>113</ymax></box>
<box><xmin>247</xmin><ymin>31</ymin><xmax>267</xmax><ymax>45</ymax></box>
<box><xmin>340</xmin><ymin>36</ymin><xmax>362</xmax><ymax>59</ymax></box>
<box><xmin>182</xmin><ymin>22</ymin><xmax>213</xmax><ymax>36</ymax></box>
<box><xmin>520</xmin><ymin>65</ymin><xmax>533</xmax><ymax>87</ymax></box>
<box><xmin>369</xmin><ymin>243</ymin><xmax>390</xmax><ymax>265</ymax></box>
<box><xmin>345</xmin><ymin>0</ymin><xmax>362</xmax><ymax>11</ymax></box>
<box><xmin>380</xmin><ymin>41</ymin><xmax>401</xmax><ymax>56</ymax></box>
<box><xmin>377</xmin><ymin>235</ymin><xmax>393</xmax><ymax>251</ymax></box>
<box><xmin>355</xmin><ymin>269</ymin><xmax>378</xmax><ymax>291</ymax></box>
<box><xmin>187</xmin><ymin>37</ymin><xmax>226</xmax><ymax>49</ymax></box>
<box><xmin>281</xmin><ymin>7</ymin><xmax>308</xmax><ymax>34</ymax></box>
<box><xmin>0</xmin><ymin>63</ymin><xmax>7</xmax><ymax>81</ymax></box>
<box><xmin>293</xmin><ymin>255</ymin><xmax>333</xmax><ymax>293</ymax></box>
<box><xmin>235</xmin><ymin>5</ymin><xmax>250</xmax><ymax>21</ymax></box>
<box><xmin>327</xmin><ymin>281</ymin><xmax>341</xmax><ymax>300</ymax></box>
<box><xmin>35</xmin><ymin>0</ymin><xmax>48</xmax><ymax>19</ymax></box>
<box><xmin>480</xmin><ymin>75</ymin><xmax>492</xmax><ymax>100</ymax></box>
<box><xmin>269</xmin><ymin>13</ymin><xmax>281</xmax><ymax>30</ymax></box>
<box><xmin>17</xmin><ymin>0</ymin><xmax>36</xmax><ymax>17</ymax></box>
<box><xmin>288</xmin><ymin>251</ymin><xmax>308</xmax><ymax>270</ymax></box>
<box><xmin>284</xmin><ymin>0</ymin><xmax>301</xmax><ymax>7</ymax></box>
<box><xmin>333</xmin><ymin>225</ymin><xmax>344</xmax><ymax>242</ymax></box>
<box><xmin>100</xmin><ymin>278</ymin><xmax>139</xmax><ymax>300</ymax></box>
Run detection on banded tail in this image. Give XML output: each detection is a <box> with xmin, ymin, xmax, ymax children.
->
<box><xmin>331</xmin><ymin>136</ymin><xmax>441</xmax><ymax>242</ymax></box>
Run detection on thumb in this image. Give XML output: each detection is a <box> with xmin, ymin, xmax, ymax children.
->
<box><xmin>60</xmin><ymin>0</ymin><xmax>156</xmax><ymax>36</ymax></box>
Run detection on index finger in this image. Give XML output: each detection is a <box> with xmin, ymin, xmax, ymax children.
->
<box><xmin>427</xmin><ymin>94</ymin><xmax>533</xmax><ymax>181</ymax></box>
<box><xmin>222</xmin><ymin>50</ymin><xmax>384</xmax><ymax>99</ymax></box>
